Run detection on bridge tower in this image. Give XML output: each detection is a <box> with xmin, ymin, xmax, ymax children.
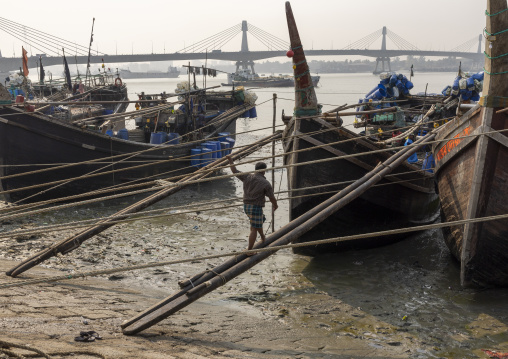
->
<box><xmin>472</xmin><ymin>33</ymin><xmax>484</xmax><ymax>70</ymax></box>
<box><xmin>236</xmin><ymin>20</ymin><xmax>255</xmax><ymax>73</ymax></box>
<box><xmin>373</xmin><ymin>26</ymin><xmax>391</xmax><ymax>74</ymax></box>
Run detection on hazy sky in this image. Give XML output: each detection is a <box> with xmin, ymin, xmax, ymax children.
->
<box><xmin>0</xmin><ymin>0</ymin><xmax>486</xmax><ymax>60</ymax></box>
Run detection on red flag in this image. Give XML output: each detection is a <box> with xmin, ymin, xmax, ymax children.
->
<box><xmin>22</xmin><ymin>46</ymin><xmax>29</xmax><ymax>76</ymax></box>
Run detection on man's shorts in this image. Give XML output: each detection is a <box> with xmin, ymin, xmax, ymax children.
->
<box><xmin>243</xmin><ymin>204</ymin><xmax>266</xmax><ymax>229</ymax></box>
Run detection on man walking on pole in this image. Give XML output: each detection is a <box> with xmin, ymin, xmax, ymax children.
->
<box><xmin>226</xmin><ymin>155</ymin><xmax>278</xmax><ymax>254</ymax></box>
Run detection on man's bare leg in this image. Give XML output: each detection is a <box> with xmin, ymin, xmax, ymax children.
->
<box><xmin>247</xmin><ymin>227</ymin><xmax>257</xmax><ymax>254</ymax></box>
<box><xmin>256</xmin><ymin>228</ymin><xmax>266</xmax><ymax>243</ymax></box>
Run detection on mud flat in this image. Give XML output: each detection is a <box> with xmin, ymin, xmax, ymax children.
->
<box><xmin>0</xmin><ymin>199</ymin><xmax>426</xmax><ymax>358</ymax></box>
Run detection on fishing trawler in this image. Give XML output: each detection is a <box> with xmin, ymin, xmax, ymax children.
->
<box><xmin>0</xmin><ymin>85</ymin><xmax>255</xmax><ymax>204</ymax></box>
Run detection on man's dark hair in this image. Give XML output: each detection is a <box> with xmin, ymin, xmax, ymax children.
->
<box><xmin>255</xmin><ymin>162</ymin><xmax>267</xmax><ymax>171</ymax></box>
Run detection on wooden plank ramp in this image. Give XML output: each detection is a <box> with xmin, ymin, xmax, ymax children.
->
<box><xmin>6</xmin><ymin>132</ymin><xmax>283</xmax><ymax>278</ymax></box>
<box><xmin>121</xmin><ymin>130</ymin><xmax>436</xmax><ymax>335</ymax></box>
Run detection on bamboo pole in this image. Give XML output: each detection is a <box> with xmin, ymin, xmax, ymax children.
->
<box><xmin>272</xmin><ymin>93</ymin><xmax>277</xmax><ymax>233</ymax></box>
<box><xmin>121</xmin><ymin>130</ymin><xmax>437</xmax><ymax>336</ymax></box>
<box><xmin>6</xmin><ymin>132</ymin><xmax>283</xmax><ymax>278</ymax></box>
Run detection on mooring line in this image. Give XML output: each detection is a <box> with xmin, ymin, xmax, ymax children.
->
<box><xmin>0</xmin><ymin>171</ymin><xmax>433</xmax><ymax>240</ymax></box>
<box><xmin>0</xmin><ymin>115</ymin><xmax>436</xmax><ymax>208</ymax></box>
<box><xmin>1</xmin><ymin>121</ymin><xmax>484</xmax><ymax>221</ymax></box>
<box><xmin>1</xmin><ymin>211</ymin><xmax>507</xmax><ymax>290</ymax></box>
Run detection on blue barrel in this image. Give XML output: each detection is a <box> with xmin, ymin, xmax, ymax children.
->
<box><xmin>452</xmin><ymin>76</ymin><xmax>461</xmax><ymax>90</ymax></box>
<box><xmin>209</xmin><ymin>140</ymin><xmax>222</xmax><ymax>158</ymax></box>
<box><xmin>242</xmin><ymin>110</ymin><xmax>250</xmax><ymax>118</ymax></box>
<box><xmin>150</xmin><ymin>132</ymin><xmax>164</xmax><ymax>144</ymax></box>
<box><xmin>365</xmin><ymin>86</ymin><xmax>387</xmax><ymax>101</ymax></box>
<box><xmin>441</xmin><ymin>85</ymin><xmax>451</xmax><ymax>96</ymax></box>
<box><xmin>103</xmin><ymin>109</ymin><xmax>114</xmax><ymax>115</ymax></box>
<box><xmin>471</xmin><ymin>93</ymin><xmax>481</xmax><ymax>101</ymax></box>
<box><xmin>225</xmin><ymin>137</ymin><xmax>235</xmax><ymax>154</ymax></box>
<box><xmin>389</xmin><ymin>74</ymin><xmax>398</xmax><ymax>86</ymax></box>
<box><xmin>386</xmin><ymin>87</ymin><xmax>394</xmax><ymax>98</ymax></box>
<box><xmin>218</xmin><ymin>132</ymin><xmax>230</xmax><ymax>142</ymax></box>
<box><xmin>201</xmin><ymin>148</ymin><xmax>212</xmax><ymax>167</ymax></box>
<box><xmin>365</xmin><ymin>84</ymin><xmax>385</xmax><ymax>98</ymax></box>
<box><xmin>220</xmin><ymin>142</ymin><xmax>230</xmax><ymax>157</ymax></box>
<box><xmin>117</xmin><ymin>128</ymin><xmax>129</xmax><ymax>140</ymax></box>
<box><xmin>249</xmin><ymin>107</ymin><xmax>257</xmax><ymax>118</ymax></box>
<box><xmin>405</xmin><ymin>80</ymin><xmax>414</xmax><ymax>90</ymax></box>
<box><xmin>190</xmin><ymin>148</ymin><xmax>202</xmax><ymax>168</ymax></box>
<box><xmin>466</xmin><ymin>77</ymin><xmax>475</xmax><ymax>91</ymax></box>
<box><xmin>461</xmin><ymin>91</ymin><xmax>473</xmax><ymax>100</ymax></box>
<box><xmin>168</xmin><ymin>133</ymin><xmax>180</xmax><ymax>145</ymax></box>
<box><xmin>472</xmin><ymin>72</ymin><xmax>484</xmax><ymax>81</ymax></box>
<box><xmin>202</xmin><ymin>142</ymin><xmax>213</xmax><ymax>158</ymax></box>
<box><xmin>105</xmin><ymin>129</ymin><xmax>114</xmax><ymax>137</ymax></box>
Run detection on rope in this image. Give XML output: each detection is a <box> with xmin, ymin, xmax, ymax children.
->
<box><xmin>1</xmin><ymin>123</ymin><xmax>496</xmax><ymax>222</ymax></box>
<box><xmin>484</xmin><ymin>27</ymin><xmax>508</xmax><ymax>37</ymax></box>
<box><xmin>484</xmin><ymin>51</ymin><xmax>508</xmax><ymax>59</ymax></box>
<box><xmin>0</xmin><ymin>171</ymin><xmax>432</xmax><ymax>240</ymax></box>
<box><xmin>1</xmin><ymin>211</ymin><xmax>507</xmax><ymax>290</ymax></box>
<box><xmin>486</xmin><ymin>8</ymin><xmax>508</xmax><ymax>16</ymax></box>
<box><xmin>0</xmin><ymin>340</ymin><xmax>51</xmax><ymax>359</ymax></box>
<box><xmin>483</xmin><ymin>67</ymin><xmax>508</xmax><ymax>75</ymax></box>
<box><xmin>0</xmin><ymin>122</ymin><xmax>431</xmax><ymax>220</ymax></box>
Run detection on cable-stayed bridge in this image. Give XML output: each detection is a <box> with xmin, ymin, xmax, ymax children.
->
<box><xmin>0</xmin><ymin>17</ymin><xmax>483</xmax><ymax>75</ymax></box>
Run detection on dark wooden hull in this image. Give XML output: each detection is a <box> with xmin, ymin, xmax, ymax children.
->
<box><xmin>283</xmin><ymin>117</ymin><xmax>440</xmax><ymax>256</ymax></box>
<box><xmin>433</xmin><ymin>105</ymin><xmax>508</xmax><ymax>287</ymax></box>
<box><xmin>0</xmin><ymin>106</ymin><xmax>236</xmax><ymax>203</ymax></box>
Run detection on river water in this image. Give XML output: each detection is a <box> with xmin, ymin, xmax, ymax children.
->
<box><xmin>5</xmin><ymin>71</ymin><xmax>508</xmax><ymax>357</ymax></box>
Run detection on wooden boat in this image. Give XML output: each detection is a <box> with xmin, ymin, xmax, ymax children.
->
<box><xmin>432</xmin><ymin>0</ymin><xmax>508</xmax><ymax>287</ymax></box>
<box><xmin>282</xmin><ymin>5</ymin><xmax>443</xmax><ymax>256</ymax></box>
<box><xmin>0</xmin><ymin>88</ymin><xmax>251</xmax><ymax>204</ymax></box>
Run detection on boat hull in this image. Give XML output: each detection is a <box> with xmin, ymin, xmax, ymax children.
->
<box><xmin>0</xmin><ymin>107</ymin><xmax>236</xmax><ymax>203</ymax></box>
<box><xmin>433</xmin><ymin>105</ymin><xmax>508</xmax><ymax>287</ymax></box>
<box><xmin>284</xmin><ymin>117</ymin><xmax>440</xmax><ymax>256</ymax></box>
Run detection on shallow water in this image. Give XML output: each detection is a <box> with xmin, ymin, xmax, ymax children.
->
<box><xmin>3</xmin><ymin>71</ymin><xmax>507</xmax><ymax>357</ymax></box>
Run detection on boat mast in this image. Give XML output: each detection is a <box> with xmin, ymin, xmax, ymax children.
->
<box><xmin>85</xmin><ymin>18</ymin><xmax>95</xmax><ymax>88</ymax></box>
<box><xmin>482</xmin><ymin>0</ymin><xmax>508</xmax><ymax>100</ymax></box>
<box><xmin>285</xmin><ymin>2</ymin><xmax>320</xmax><ymax>117</ymax></box>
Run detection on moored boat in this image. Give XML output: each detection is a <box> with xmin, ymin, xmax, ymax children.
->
<box><xmin>282</xmin><ymin>6</ymin><xmax>444</xmax><ymax>256</ymax></box>
<box><xmin>222</xmin><ymin>68</ymin><xmax>320</xmax><ymax>88</ymax></box>
<box><xmin>0</xmin><ymin>87</ymin><xmax>254</xmax><ymax>204</ymax></box>
<box><xmin>119</xmin><ymin>66</ymin><xmax>180</xmax><ymax>79</ymax></box>
<box><xmin>432</xmin><ymin>0</ymin><xmax>508</xmax><ymax>287</ymax></box>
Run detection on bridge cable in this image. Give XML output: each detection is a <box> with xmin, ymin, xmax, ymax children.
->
<box><xmin>342</xmin><ymin>29</ymin><xmax>382</xmax><ymax>49</ymax></box>
<box><xmin>177</xmin><ymin>24</ymin><xmax>241</xmax><ymax>53</ymax></box>
<box><xmin>0</xmin><ymin>17</ymin><xmax>96</xmax><ymax>56</ymax></box>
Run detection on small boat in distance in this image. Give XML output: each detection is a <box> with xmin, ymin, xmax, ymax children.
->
<box><xmin>222</xmin><ymin>68</ymin><xmax>320</xmax><ymax>88</ymax></box>
<box><xmin>119</xmin><ymin>66</ymin><xmax>180</xmax><ymax>79</ymax></box>
<box><xmin>432</xmin><ymin>0</ymin><xmax>508</xmax><ymax>287</ymax></box>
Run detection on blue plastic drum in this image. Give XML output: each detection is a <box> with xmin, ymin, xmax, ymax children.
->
<box><xmin>190</xmin><ymin>148</ymin><xmax>202</xmax><ymax>168</ymax></box>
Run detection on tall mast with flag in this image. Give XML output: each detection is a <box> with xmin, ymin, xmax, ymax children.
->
<box><xmin>21</xmin><ymin>46</ymin><xmax>29</xmax><ymax>77</ymax></box>
<box><xmin>62</xmin><ymin>48</ymin><xmax>72</xmax><ymax>92</ymax></box>
<box><xmin>85</xmin><ymin>18</ymin><xmax>95</xmax><ymax>87</ymax></box>
<box><xmin>39</xmin><ymin>56</ymin><xmax>45</xmax><ymax>84</ymax></box>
